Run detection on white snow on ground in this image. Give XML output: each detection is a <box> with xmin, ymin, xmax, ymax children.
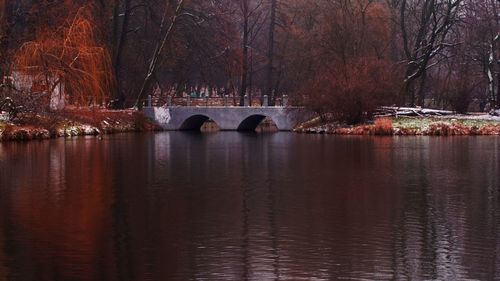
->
<box><xmin>451</xmin><ymin>114</ymin><xmax>500</xmax><ymax>121</ymax></box>
<box><xmin>56</xmin><ymin>124</ymin><xmax>100</xmax><ymax>137</ymax></box>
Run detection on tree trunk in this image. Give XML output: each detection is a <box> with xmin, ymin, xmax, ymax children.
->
<box><xmin>112</xmin><ymin>0</ymin><xmax>131</xmax><ymax>107</ymax></box>
<box><xmin>248</xmin><ymin>46</ymin><xmax>253</xmax><ymax>106</ymax></box>
<box><xmin>239</xmin><ymin>0</ymin><xmax>249</xmax><ymax>107</ymax></box>
<box><xmin>265</xmin><ymin>0</ymin><xmax>277</xmax><ymax>105</ymax></box>
<box><xmin>0</xmin><ymin>0</ymin><xmax>14</xmax><ymax>79</ymax></box>
<box><xmin>491</xmin><ymin>0</ymin><xmax>500</xmax><ymax>108</ymax></box>
<box><xmin>417</xmin><ymin>69</ymin><xmax>427</xmax><ymax>107</ymax></box>
<box><xmin>135</xmin><ymin>0</ymin><xmax>184</xmax><ymax>109</ymax></box>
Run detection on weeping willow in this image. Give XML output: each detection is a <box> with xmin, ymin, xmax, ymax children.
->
<box><xmin>14</xmin><ymin>6</ymin><xmax>114</xmax><ymax>107</ymax></box>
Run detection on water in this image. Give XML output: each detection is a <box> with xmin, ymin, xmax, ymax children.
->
<box><xmin>0</xmin><ymin>133</ymin><xmax>499</xmax><ymax>280</ymax></box>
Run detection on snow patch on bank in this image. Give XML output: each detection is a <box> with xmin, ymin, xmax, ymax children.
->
<box><xmin>0</xmin><ymin>112</ymin><xmax>8</xmax><ymax>121</ymax></box>
<box><xmin>56</xmin><ymin>124</ymin><xmax>100</xmax><ymax>137</ymax></box>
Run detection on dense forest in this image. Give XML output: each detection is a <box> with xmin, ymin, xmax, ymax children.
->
<box><xmin>0</xmin><ymin>0</ymin><xmax>499</xmax><ymax>123</ymax></box>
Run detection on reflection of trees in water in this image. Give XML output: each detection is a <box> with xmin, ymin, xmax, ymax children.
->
<box><xmin>107</xmin><ymin>136</ymin><xmax>500</xmax><ymax>280</ymax></box>
<box><xmin>0</xmin><ymin>162</ymin><xmax>11</xmax><ymax>281</ymax></box>
<box><xmin>265</xmin><ymin>142</ymin><xmax>281</xmax><ymax>281</ymax></box>
<box><xmin>239</xmin><ymin>134</ymin><xmax>281</xmax><ymax>281</ymax></box>
<box><xmin>110</xmin><ymin>134</ymin><xmax>189</xmax><ymax>280</ymax></box>
<box><xmin>391</xmin><ymin>138</ymin><xmax>441</xmax><ymax>279</ymax></box>
<box><xmin>1</xmin><ymin>135</ymin><xmax>499</xmax><ymax>280</ymax></box>
<box><xmin>111</xmin><ymin>142</ymin><xmax>134</xmax><ymax>281</ymax></box>
<box><xmin>0</xmin><ymin>139</ymin><xmax>116</xmax><ymax>280</ymax></box>
<box><xmin>392</xmin><ymin>138</ymin><xmax>499</xmax><ymax>280</ymax></box>
<box><xmin>240</xmin><ymin>146</ymin><xmax>250</xmax><ymax>281</ymax></box>
<box><xmin>482</xmin><ymin>139</ymin><xmax>499</xmax><ymax>280</ymax></box>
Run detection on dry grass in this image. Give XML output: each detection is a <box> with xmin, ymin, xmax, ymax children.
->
<box><xmin>373</xmin><ymin>118</ymin><xmax>393</xmax><ymax>135</ymax></box>
<box><xmin>59</xmin><ymin>108</ymin><xmax>160</xmax><ymax>133</ymax></box>
<box><xmin>1</xmin><ymin>108</ymin><xmax>161</xmax><ymax>142</ymax></box>
<box><xmin>297</xmin><ymin>116</ymin><xmax>500</xmax><ymax>136</ymax></box>
<box><xmin>0</xmin><ymin>125</ymin><xmax>50</xmax><ymax>141</ymax></box>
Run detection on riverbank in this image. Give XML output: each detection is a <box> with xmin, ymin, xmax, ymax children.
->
<box><xmin>0</xmin><ymin>108</ymin><xmax>161</xmax><ymax>141</ymax></box>
<box><xmin>295</xmin><ymin>114</ymin><xmax>500</xmax><ymax>136</ymax></box>
<box><xmin>3</xmin><ymin>109</ymin><xmax>500</xmax><ymax>141</ymax></box>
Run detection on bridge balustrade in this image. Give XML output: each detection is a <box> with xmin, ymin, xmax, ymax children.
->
<box><xmin>141</xmin><ymin>95</ymin><xmax>290</xmax><ymax>108</ymax></box>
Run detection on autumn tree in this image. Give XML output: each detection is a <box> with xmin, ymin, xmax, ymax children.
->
<box><xmin>304</xmin><ymin>57</ymin><xmax>397</xmax><ymax>124</ymax></box>
<box><xmin>14</xmin><ymin>6</ymin><xmax>114</xmax><ymax>109</ymax></box>
<box><xmin>283</xmin><ymin>0</ymin><xmax>397</xmax><ymax>122</ymax></box>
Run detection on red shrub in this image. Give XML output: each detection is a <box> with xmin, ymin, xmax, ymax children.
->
<box><xmin>373</xmin><ymin>118</ymin><xmax>393</xmax><ymax>135</ymax></box>
<box><xmin>301</xmin><ymin>57</ymin><xmax>398</xmax><ymax>124</ymax></box>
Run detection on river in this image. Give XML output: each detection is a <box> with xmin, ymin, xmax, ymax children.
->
<box><xmin>0</xmin><ymin>133</ymin><xmax>499</xmax><ymax>280</ymax></box>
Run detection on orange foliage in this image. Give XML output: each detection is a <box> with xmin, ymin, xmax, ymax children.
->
<box><xmin>14</xmin><ymin>5</ymin><xmax>113</xmax><ymax>107</ymax></box>
<box><xmin>289</xmin><ymin>0</ymin><xmax>399</xmax><ymax>123</ymax></box>
<box><xmin>373</xmin><ymin>118</ymin><xmax>393</xmax><ymax>135</ymax></box>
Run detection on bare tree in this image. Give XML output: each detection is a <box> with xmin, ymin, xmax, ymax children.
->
<box><xmin>399</xmin><ymin>0</ymin><xmax>463</xmax><ymax>106</ymax></box>
<box><xmin>111</xmin><ymin>0</ymin><xmax>132</xmax><ymax>107</ymax></box>
<box><xmin>0</xmin><ymin>0</ymin><xmax>14</xmax><ymax>78</ymax></box>
<box><xmin>265</xmin><ymin>0</ymin><xmax>277</xmax><ymax>105</ymax></box>
<box><xmin>135</xmin><ymin>0</ymin><xmax>184</xmax><ymax>108</ymax></box>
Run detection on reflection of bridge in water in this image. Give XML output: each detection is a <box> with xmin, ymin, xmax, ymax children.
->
<box><xmin>143</xmin><ymin>106</ymin><xmax>310</xmax><ymax>131</ymax></box>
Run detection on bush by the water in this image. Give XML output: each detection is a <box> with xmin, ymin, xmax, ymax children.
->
<box><xmin>373</xmin><ymin>118</ymin><xmax>393</xmax><ymax>135</ymax></box>
<box><xmin>301</xmin><ymin>58</ymin><xmax>398</xmax><ymax>124</ymax></box>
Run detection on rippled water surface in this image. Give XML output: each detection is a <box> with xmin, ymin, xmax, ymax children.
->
<box><xmin>0</xmin><ymin>133</ymin><xmax>499</xmax><ymax>280</ymax></box>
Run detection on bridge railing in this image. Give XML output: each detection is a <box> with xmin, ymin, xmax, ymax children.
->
<box><xmin>140</xmin><ymin>95</ymin><xmax>290</xmax><ymax>108</ymax></box>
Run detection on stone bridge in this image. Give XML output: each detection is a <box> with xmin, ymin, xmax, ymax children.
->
<box><xmin>143</xmin><ymin>106</ymin><xmax>310</xmax><ymax>131</ymax></box>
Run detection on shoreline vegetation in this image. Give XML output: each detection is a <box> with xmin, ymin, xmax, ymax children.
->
<box><xmin>295</xmin><ymin>115</ymin><xmax>500</xmax><ymax>136</ymax></box>
<box><xmin>0</xmin><ymin>108</ymin><xmax>160</xmax><ymax>142</ymax></box>
<box><xmin>1</xmin><ymin>109</ymin><xmax>500</xmax><ymax>142</ymax></box>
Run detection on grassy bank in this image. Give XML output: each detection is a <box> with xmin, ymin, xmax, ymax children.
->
<box><xmin>295</xmin><ymin>115</ymin><xmax>500</xmax><ymax>136</ymax></box>
<box><xmin>0</xmin><ymin>108</ymin><xmax>161</xmax><ymax>142</ymax></box>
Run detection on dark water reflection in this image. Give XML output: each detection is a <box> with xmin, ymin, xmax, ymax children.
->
<box><xmin>0</xmin><ymin>133</ymin><xmax>499</xmax><ymax>280</ymax></box>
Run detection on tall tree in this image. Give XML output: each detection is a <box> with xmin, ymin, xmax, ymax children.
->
<box><xmin>265</xmin><ymin>0</ymin><xmax>277</xmax><ymax>105</ymax></box>
<box><xmin>14</xmin><ymin>6</ymin><xmax>114</xmax><ymax>108</ymax></box>
<box><xmin>399</xmin><ymin>0</ymin><xmax>463</xmax><ymax>106</ymax></box>
<box><xmin>135</xmin><ymin>0</ymin><xmax>184</xmax><ymax>108</ymax></box>
<box><xmin>239</xmin><ymin>0</ymin><xmax>250</xmax><ymax>106</ymax></box>
<box><xmin>111</xmin><ymin>0</ymin><xmax>131</xmax><ymax>107</ymax></box>
<box><xmin>0</xmin><ymin>0</ymin><xmax>14</xmax><ymax>78</ymax></box>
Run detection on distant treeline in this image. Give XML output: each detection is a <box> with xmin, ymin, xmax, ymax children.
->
<box><xmin>0</xmin><ymin>0</ymin><xmax>498</xmax><ymax>123</ymax></box>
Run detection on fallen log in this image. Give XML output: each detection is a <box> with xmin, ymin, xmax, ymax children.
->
<box><xmin>376</xmin><ymin>107</ymin><xmax>455</xmax><ymax>117</ymax></box>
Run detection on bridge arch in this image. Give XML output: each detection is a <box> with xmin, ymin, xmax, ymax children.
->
<box><xmin>179</xmin><ymin>114</ymin><xmax>218</xmax><ymax>131</ymax></box>
<box><xmin>237</xmin><ymin>114</ymin><xmax>277</xmax><ymax>131</ymax></box>
<box><xmin>143</xmin><ymin>106</ymin><xmax>311</xmax><ymax>131</ymax></box>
